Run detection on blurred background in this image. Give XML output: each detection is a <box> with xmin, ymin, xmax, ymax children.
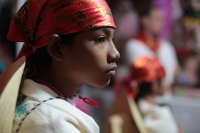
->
<box><xmin>1</xmin><ymin>0</ymin><xmax>200</xmax><ymax>133</ymax></box>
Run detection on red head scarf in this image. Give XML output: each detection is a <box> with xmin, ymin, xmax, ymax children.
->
<box><xmin>7</xmin><ymin>0</ymin><xmax>116</xmax><ymax>59</ymax></box>
<box><xmin>131</xmin><ymin>56</ymin><xmax>165</xmax><ymax>82</ymax></box>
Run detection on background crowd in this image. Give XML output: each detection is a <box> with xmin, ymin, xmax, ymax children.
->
<box><xmin>1</xmin><ymin>0</ymin><xmax>200</xmax><ymax>133</ymax></box>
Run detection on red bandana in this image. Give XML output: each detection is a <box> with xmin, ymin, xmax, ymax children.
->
<box><xmin>131</xmin><ymin>56</ymin><xmax>165</xmax><ymax>82</ymax></box>
<box><xmin>7</xmin><ymin>0</ymin><xmax>116</xmax><ymax>59</ymax></box>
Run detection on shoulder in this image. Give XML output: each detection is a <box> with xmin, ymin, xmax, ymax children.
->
<box><xmin>158</xmin><ymin>40</ymin><xmax>178</xmax><ymax>63</ymax></box>
<box><xmin>13</xmin><ymin>98</ymin><xmax>75</xmax><ymax>133</ymax></box>
<box><xmin>159</xmin><ymin>40</ymin><xmax>176</xmax><ymax>51</ymax></box>
<box><xmin>124</xmin><ymin>39</ymin><xmax>155</xmax><ymax>65</ymax></box>
<box><xmin>13</xmin><ymin>98</ymin><xmax>99</xmax><ymax>133</ymax></box>
<box><xmin>14</xmin><ymin>79</ymin><xmax>99</xmax><ymax>133</ymax></box>
<box><xmin>137</xmin><ymin>99</ymin><xmax>153</xmax><ymax>113</ymax></box>
<box><xmin>125</xmin><ymin>38</ymin><xmax>154</xmax><ymax>54</ymax></box>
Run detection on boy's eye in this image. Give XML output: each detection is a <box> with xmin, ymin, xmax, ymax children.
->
<box><xmin>95</xmin><ymin>36</ymin><xmax>105</xmax><ymax>44</ymax></box>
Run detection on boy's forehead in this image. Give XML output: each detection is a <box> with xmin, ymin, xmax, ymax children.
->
<box><xmin>88</xmin><ymin>27</ymin><xmax>115</xmax><ymax>34</ymax></box>
<box><xmin>73</xmin><ymin>27</ymin><xmax>115</xmax><ymax>40</ymax></box>
<box><xmin>150</xmin><ymin>7</ymin><xmax>164</xmax><ymax>17</ymax></box>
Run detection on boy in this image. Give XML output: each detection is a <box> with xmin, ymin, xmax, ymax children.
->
<box><xmin>131</xmin><ymin>56</ymin><xmax>178</xmax><ymax>133</ymax></box>
<box><xmin>6</xmin><ymin>0</ymin><xmax>120</xmax><ymax>133</ymax></box>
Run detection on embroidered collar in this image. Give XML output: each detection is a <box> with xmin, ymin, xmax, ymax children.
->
<box><xmin>34</xmin><ymin>78</ymin><xmax>100</xmax><ymax>108</ymax></box>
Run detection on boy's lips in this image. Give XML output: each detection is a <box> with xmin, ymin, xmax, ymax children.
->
<box><xmin>106</xmin><ymin>66</ymin><xmax>117</xmax><ymax>76</ymax></box>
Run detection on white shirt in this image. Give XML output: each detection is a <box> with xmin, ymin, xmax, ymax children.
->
<box><xmin>12</xmin><ymin>79</ymin><xmax>99</xmax><ymax>133</ymax></box>
<box><xmin>125</xmin><ymin>39</ymin><xmax>178</xmax><ymax>85</ymax></box>
<box><xmin>138</xmin><ymin>99</ymin><xmax>178</xmax><ymax>133</ymax></box>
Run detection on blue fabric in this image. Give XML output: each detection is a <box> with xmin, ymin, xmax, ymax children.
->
<box><xmin>0</xmin><ymin>59</ymin><xmax>6</xmax><ymax>73</ymax></box>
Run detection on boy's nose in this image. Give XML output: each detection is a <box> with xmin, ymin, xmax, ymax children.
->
<box><xmin>107</xmin><ymin>45</ymin><xmax>120</xmax><ymax>63</ymax></box>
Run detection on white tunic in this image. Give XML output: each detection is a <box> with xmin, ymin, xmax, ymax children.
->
<box><xmin>138</xmin><ymin>99</ymin><xmax>178</xmax><ymax>133</ymax></box>
<box><xmin>125</xmin><ymin>39</ymin><xmax>178</xmax><ymax>85</ymax></box>
<box><xmin>12</xmin><ymin>79</ymin><xmax>99</xmax><ymax>133</ymax></box>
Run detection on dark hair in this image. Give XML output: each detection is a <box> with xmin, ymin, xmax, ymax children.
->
<box><xmin>139</xmin><ymin>6</ymin><xmax>152</xmax><ymax>17</ymax></box>
<box><xmin>135</xmin><ymin>79</ymin><xmax>162</xmax><ymax>103</ymax></box>
<box><xmin>133</xmin><ymin>0</ymin><xmax>151</xmax><ymax>17</ymax></box>
<box><xmin>139</xmin><ymin>5</ymin><xmax>160</xmax><ymax>18</ymax></box>
<box><xmin>135</xmin><ymin>82</ymin><xmax>153</xmax><ymax>103</ymax></box>
<box><xmin>28</xmin><ymin>32</ymin><xmax>79</xmax><ymax>76</ymax></box>
<box><xmin>137</xmin><ymin>5</ymin><xmax>161</xmax><ymax>30</ymax></box>
<box><xmin>59</xmin><ymin>32</ymin><xmax>79</xmax><ymax>47</ymax></box>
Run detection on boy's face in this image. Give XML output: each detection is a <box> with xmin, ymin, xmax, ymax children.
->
<box><xmin>142</xmin><ymin>8</ymin><xmax>165</xmax><ymax>37</ymax></box>
<box><xmin>60</xmin><ymin>27</ymin><xmax>120</xmax><ymax>88</ymax></box>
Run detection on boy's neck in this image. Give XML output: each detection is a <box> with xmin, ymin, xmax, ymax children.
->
<box><xmin>36</xmin><ymin>68</ymin><xmax>82</xmax><ymax>98</ymax></box>
<box><xmin>142</xmin><ymin>29</ymin><xmax>159</xmax><ymax>42</ymax></box>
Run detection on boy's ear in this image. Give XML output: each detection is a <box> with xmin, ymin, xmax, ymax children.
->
<box><xmin>47</xmin><ymin>34</ymin><xmax>63</xmax><ymax>61</ymax></box>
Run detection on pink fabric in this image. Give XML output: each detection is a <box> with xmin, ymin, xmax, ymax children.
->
<box><xmin>74</xmin><ymin>98</ymin><xmax>90</xmax><ymax>114</ymax></box>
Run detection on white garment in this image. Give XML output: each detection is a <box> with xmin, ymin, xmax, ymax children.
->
<box><xmin>138</xmin><ymin>99</ymin><xmax>178</xmax><ymax>133</ymax></box>
<box><xmin>125</xmin><ymin>39</ymin><xmax>178</xmax><ymax>85</ymax></box>
<box><xmin>12</xmin><ymin>79</ymin><xmax>99</xmax><ymax>133</ymax></box>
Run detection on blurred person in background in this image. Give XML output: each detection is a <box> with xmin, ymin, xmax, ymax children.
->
<box><xmin>133</xmin><ymin>56</ymin><xmax>179</xmax><ymax>133</ymax></box>
<box><xmin>124</xmin><ymin>5</ymin><xmax>179</xmax><ymax>99</ymax></box>
<box><xmin>176</xmin><ymin>53</ymin><xmax>199</xmax><ymax>87</ymax></box>
<box><xmin>111</xmin><ymin>56</ymin><xmax>182</xmax><ymax>133</ymax></box>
